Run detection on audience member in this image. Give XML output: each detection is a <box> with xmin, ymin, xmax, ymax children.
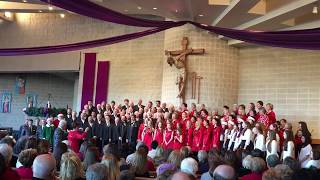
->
<box><xmin>32</xmin><ymin>154</ymin><xmax>56</xmax><ymax>180</ymax></box>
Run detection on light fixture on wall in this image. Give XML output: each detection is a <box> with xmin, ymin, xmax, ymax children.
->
<box><xmin>48</xmin><ymin>6</ymin><xmax>53</xmax><ymax>11</ymax></box>
<box><xmin>22</xmin><ymin>0</ymin><xmax>28</xmax><ymax>2</ymax></box>
<box><xmin>153</xmin><ymin>7</ymin><xmax>158</xmax><ymax>10</ymax></box>
<box><xmin>60</xmin><ymin>13</ymin><xmax>65</xmax><ymax>18</ymax></box>
<box><xmin>38</xmin><ymin>10</ymin><xmax>43</xmax><ymax>13</ymax></box>
<box><xmin>313</xmin><ymin>6</ymin><xmax>318</xmax><ymax>14</ymax></box>
<box><xmin>198</xmin><ymin>14</ymin><xmax>204</xmax><ymax>17</ymax></box>
<box><xmin>4</xmin><ymin>11</ymin><xmax>12</xmax><ymax>18</ymax></box>
<box><xmin>137</xmin><ymin>6</ymin><xmax>142</xmax><ymax>10</ymax></box>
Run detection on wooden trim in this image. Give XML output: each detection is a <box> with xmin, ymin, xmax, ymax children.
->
<box><xmin>312</xmin><ymin>139</ymin><xmax>320</xmax><ymax>145</ymax></box>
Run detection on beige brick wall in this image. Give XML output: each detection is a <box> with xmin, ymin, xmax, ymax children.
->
<box><xmin>162</xmin><ymin>24</ymin><xmax>239</xmax><ymax>110</ymax></box>
<box><xmin>0</xmin><ymin>13</ymin><xmax>164</xmax><ymax>105</ymax></box>
<box><xmin>239</xmin><ymin>47</ymin><xmax>320</xmax><ymax>139</ymax></box>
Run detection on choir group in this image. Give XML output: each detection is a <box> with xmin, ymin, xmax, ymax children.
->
<box><xmin>26</xmin><ymin>99</ymin><xmax>313</xmax><ymax>166</ymax></box>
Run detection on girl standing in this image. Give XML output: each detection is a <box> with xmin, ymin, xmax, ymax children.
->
<box><xmin>163</xmin><ymin>122</ymin><xmax>174</xmax><ymax>149</ymax></box>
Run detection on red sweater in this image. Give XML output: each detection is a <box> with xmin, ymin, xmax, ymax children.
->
<box><xmin>68</xmin><ymin>130</ymin><xmax>87</xmax><ymax>153</ymax></box>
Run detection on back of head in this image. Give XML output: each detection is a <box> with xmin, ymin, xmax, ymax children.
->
<box><xmin>0</xmin><ymin>136</ymin><xmax>15</xmax><ymax>147</ymax></box>
<box><xmin>0</xmin><ymin>143</ymin><xmax>13</xmax><ymax>166</ymax></box>
<box><xmin>119</xmin><ymin>170</ymin><xmax>134</xmax><ymax>180</ymax></box>
<box><xmin>101</xmin><ymin>154</ymin><xmax>120</xmax><ymax>180</ymax></box>
<box><xmin>250</xmin><ymin>157</ymin><xmax>266</xmax><ymax>173</ymax></box>
<box><xmin>156</xmin><ymin>163</ymin><xmax>177</xmax><ymax>177</ymax></box>
<box><xmin>151</xmin><ymin>140</ymin><xmax>158</xmax><ymax>150</ymax></box>
<box><xmin>32</xmin><ymin>154</ymin><xmax>56</xmax><ymax>179</ymax></box>
<box><xmin>242</xmin><ymin>155</ymin><xmax>253</xmax><ymax>169</ymax></box>
<box><xmin>18</xmin><ymin>148</ymin><xmax>38</xmax><ymax>168</ymax></box>
<box><xmin>266</xmin><ymin>154</ymin><xmax>280</xmax><ymax>168</ymax></box>
<box><xmin>213</xmin><ymin>165</ymin><xmax>236</xmax><ymax>180</ymax></box>
<box><xmin>86</xmin><ymin>163</ymin><xmax>107</xmax><ymax>180</ymax></box>
<box><xmin>208</xmin><ymin>148</ymin><xmax>223</xmax><ymax>172</ymax></box>
<box><xmin>37</xmin><ymin>139</ymin><xmax>50</xmax><ymax>154</ymax></box>
<box><xmin>168</xmin><ymin>150</ymin><xmax>183</xmax><ymax>168</ymax></box>
<box><xmin>83</xmin><ymin>146</ymin><xmax>99</xmax><ymax>170</ymax></box>
<box><xmin>283</xmin><ymin>157</ymin><xmax>300</xmax><ymax>171</ymax></box>
<box><xmin>197</xmin><ymin>150</ymin><xmax>208</xmax><ymax>163</ymax></box>
<box><xmin>251</xmin><ymin>149</ymin><xmax>264</xmax><ymax>158</ymax></box>
<box><xmin>180</xmin><ymin>157</ymin><xmax>198</xmax><ymax>176</ymax></box>
<box><xmin>170</xmin><ymin>171</ymin><xmax>196</xmax><ymax>180</ymax></box>
<box><xmin>274</xmin><ymin>164</ymin><xmax>293</xmax><ymax>180</ymax></box>
<box><xmin>60</xmin><ymin>152</ymin><xmax>85</xmax><ymax>180</ymax></box>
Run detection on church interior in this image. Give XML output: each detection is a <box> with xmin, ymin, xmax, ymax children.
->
<box><xmin>0</xmin><ymin>0</ymin><xmax>320</xmax><ymax>179</ymax></box>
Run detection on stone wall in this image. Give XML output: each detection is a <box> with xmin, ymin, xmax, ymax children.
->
<box><xmin>239</xmin><ymin>47</ymin><xmax>320</xmax><ymax>139</ymax></box>
<box><xmin>161</xmin><ymin>24</ymin><xmax>239</xmax><ymax>111</ymax></box>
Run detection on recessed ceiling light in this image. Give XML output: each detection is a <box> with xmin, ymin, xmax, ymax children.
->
<box><xmin>60</xmin><ymin>13</ymin><xmax>65</xmax><ymax>18</ymax></box>
<box><xmin>198</xmin><ymin>14</ymin><xmax>204</xmax><ymax>17</ymax></box>
<box><xmin>22</xmin><ymin>0</ymin><xmax>28</xmax><ymax>2</ymax></box>
<box><xmin>137</xmin><ymin>6</ymin><xmax>142</xmax><ymax>10</ymax></box>
<box><xmin>48</xmin><ymin>6</ymin><xmax>53</xmax><ymax>11</ymax></box>
<box><xmin>4</xmin><ymin>11</ymin><xmax>12</xmax><ymax>18</ymax></box>
<box><xmin>153</xmin><ymin>7</ymin><xmax>157</xmax><ymax>10</ymax></box>
<box><xmin>313</xmin><ymin>6</ymin><xmax>318</xmax><ymax>14</ymax></box>
<box><xmin>38</xmin><ymin>10</ymin><xmax>43</xmax><ymax>13</ymax></box>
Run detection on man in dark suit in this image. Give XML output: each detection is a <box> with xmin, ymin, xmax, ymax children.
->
<box><xmin>127</xmin><ymin>115</ymin><xmax>139</xmax><ymax>153</ymax></box>
<box><xmin>20</xmin><ymin>119</ymin><xmax>37</xmax><ymax>137</ymax></box>
<box><xmin>92</xmin><ymin>113</ymin><xmax>105</xmax><ymax>151</ymax></box>
<box><xmin>78</xmin><ymin>112</ymin><xmax>89</xmax><ymax>130</ymax></box>
<box><xmin>36</xmin><ymin>119</ymin><xmax>46</xmax><ymax>139</ymax></box>
<box><xmin>133</xmin><ymin>99</ymin><xmax>145</xmax><ymax>112</ymax></box>
<box><xmin>111</xmin><ymin>117</ymin><xmax>121</xmax><ymax>144</ymax></box>
<box><xmin>102</xmin><ymin>116</ymin><xmax>112</xmax><ymax>146</ymax></box>
<box><xmin>122</xmin><ymin>99</ymin><xmax>130</xmax><ymax>111</ymax></box>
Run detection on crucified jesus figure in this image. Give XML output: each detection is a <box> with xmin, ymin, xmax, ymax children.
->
<box><xmin>165</xmin><ymin>37</ymin><xmax>205</xmax><ymax>103</ymax></box>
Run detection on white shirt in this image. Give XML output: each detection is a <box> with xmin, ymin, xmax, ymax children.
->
<box><xmin>305</xmin><ymin>160</ymin><xmax>320</xmax><ymax>169</ymax></box>
<box><xmin>148</xmin><ymin>149</ymin><xmax>157</xmax><ymax>159</ymax></box>
<box><xmin>282</xmin><ymin>141</ymin><xmax>295</xmax><ymax>160</ymax></box>
<box><xmin>298</xmin><ymin>144</ymin><xmax>313</xmax><ymax>168</ymax></box>
<box><xmin>254</xmin><ymin>133</ymin><xmax>266</xmax><ymax>152</ymax></box>
<box><xmin>266</xmin><ymin>140</ymin><xmax>278</xmax><ymax>159</ymax></box>
<box><xmin>228</xmin><ymin>129</ymin><xmax>237</xmax><ymax>151</ymax></box>
<box><xmin>241</xmin><ymin>129</ymin><xmax>253</xmax><ymax>147</ymax></box>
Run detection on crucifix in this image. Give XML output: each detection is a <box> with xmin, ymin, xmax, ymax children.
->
<box><xmin>165</xmin><ymin>37</ymin><xmax>205</xmax><ymax>103</ymax></box>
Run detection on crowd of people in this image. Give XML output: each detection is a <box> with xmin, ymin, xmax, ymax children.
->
<box><xmin>0</xmin><ymin>99</ymin><xmax>319</xmax><ymax>180</ymax></box>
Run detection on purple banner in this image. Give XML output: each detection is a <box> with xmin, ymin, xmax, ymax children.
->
<box><xmin>81</xmin><ymin>53</ymin><xmax>97</xmax><ymax>109</ymax></box>
<box><xmin>95</xmin><ymin>61</ymin><xmax>110</xmax><ymax>104</ymax></box>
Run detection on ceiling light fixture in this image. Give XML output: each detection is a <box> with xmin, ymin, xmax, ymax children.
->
<box><xmin>175</xmin><ymin>9</ymin><xmax>178</xmax><ymax>13</ymax></box>
<box><xmin>124</xmin><ymin>9</ymin><xmax>128</xmax><ymax>12</ymax></box>
<box><xmin>313</xmin><ymin>6</ymin><xmax>318</xmax><ymax>14</ymax></box>
<box><xmin>38</xmin><ymin>10</ymin><xmax>43</xmax><ymax>13</ymax></box>
<box><xmin>4</xmin><ymin>11</ymin><xmax>12</xmax><ymax>18</ymax></box>
<box><xmin>153</xmin><ymin>7</ymin><xmax>157</xmax><ymax>10</ymax></box>
<box><xmin>60</xmin><ymin>13</ymin><xmax>65</xmax><ymax>18</ymax></box>
<box><xmin>22</xmin><ymin>0</ymin><xmax>28</xmax><ymax>2</ymax></box>
<box><xmin>48</xmin><ymin>6</ymin><xmax>53</xmax><ymax>11</ymax></box>
<box><xmin>137</xmin><ymin>6</ymin><xmax>142</xmax><ymax>10</ymax></box>
<box><xmin>198</xmin><ymin>14</ymin><xmax>204</xmax><ymax>17</ymax></box>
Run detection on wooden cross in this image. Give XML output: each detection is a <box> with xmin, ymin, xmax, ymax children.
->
<box><xmin>165</xmin><ymin>37</ymin><xmax>205</xmax><ymax>103</ymax></box>
<box><xmin>191</xmin><ymin>72</ymin><xmax>203</xmax><ymax>104</ymax></box>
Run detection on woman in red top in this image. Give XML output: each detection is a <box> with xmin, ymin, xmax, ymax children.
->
<box><xmin>153</xmin><ymin>121</ymin><xmax>164</xmax><ymax>146</ymax></box>
<box><xmin>68</xmin><ymin>122</ymin><xmax>89</xmax><ymax>153</ymax></box>
<box><xmin>212</xmin><ymin>118</ymin><xmax>222</xmax><ymax>150</ymax></box>
<box><xmin>266</xmin><ymin>103</ymin><xmax>276</xmax><ymax>125</ymax></box>
<box><xmin>185</xmin><ymin>120</ymin><xmax>193</xmax><ymax>147</ymax></box>
<box><xmin>173</xmin><ymin>129</ymin><xmax>184</xmax><ymax>150</ymax></box>
<box><xmin>192</xmin><ymin>121</ymin><xmax>203</xmax><ymax>152</ymax></box>
<box><xmin>257</xmin><ymin>107</ymin><xmax>270</xmax><ymax>129</ymax></box>
<box><xmin>202</xmin><ymin>120</ymin><xmax>212</xmax><ymax>151</ymax></box>
<box><xmin>163</xmin><ymin>121</ymin><xmax>174</xmax><ymax>149</ymax></box>
<box><xmin>137</xmin><ymin>119</ymin><xmax>148</xmax><ymax>141</ymax></box>
<box><xmin>142</xmin><ymin>120</ymin><xmax>154</xmax><ymax>150</ymax></box>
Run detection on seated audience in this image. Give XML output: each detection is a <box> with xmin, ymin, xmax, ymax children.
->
<box><xmin>283</xmin><ymin>156</ymin><xmax>300</xmax><ymax>171</ymax></box>
<box><xmin>171</xmin><ymin>171</ymin><xmax>196</xmax><ymax>180</ymax></box>
<box><xmin>83</xmin><ymin>146</ymin><xmax>100</xmax><ymax>171</ymax></box>
<box><xmin>85</xmin><ymin>163</ymin><xmax>108</xmax><ymax>180</ymax></box>
<box><xmin>242</xmin><ymin>157</ymin><xmax>266</xmax><ymax>180</ymax></box>
<box><xmin>198</xmin><ymin>150</ymin><xmax>209</xmax><ymax>174</ymax></box>
<box><xmin>101</xmin><ymin>154</ymin><xmax>120</xmax><ymax>180</ymax></box>
<box><xmin>131</xmin><ymin>145</ymin><xmax>155</xmax><ymax>177</ymax></box>
<box><xmin>0</xmin><ymin>143</ymin><xmax>20</xmax><ymax>179</ymax></box>
<box><xmin>213</xmin><ymin>164</ymin><xmax>236</xmax><ymax>180</ymax></box>
<box><xmin>148</xmin><ymin>140</ymin><xmax>158</xmax><ymax>159</ymax></box>
<box><xmin>266</xmin><ymin>154</ymin><xmax>280</xmax><ymax>168</ymax></box>
<box><xmin>180</xmin><ymin>157</ymin><xmax>198</xmax><ymax>177</ymax></box>
<box><xmin>16</xmin><ymin>148</ymin><xmax>37</xmax><ymax>179</ymax></box>
<box><xmin>167</xmin><ymin>150</ymin><xmax>183</xmax><ymax>169</ymax></box>
<box><xmin>60</xmin><ymin>152</ymin><xmax>85</xmax><ymax>180</ymax></box>
<box><xmin>32</xmin><ymin>154</ymin><xmax>56</xmax><ymax>180</ymax></box>
<box><xmin>53</xmin><ymin>142</ymin><xmax>68</xmax><ymax>170</ymax></box>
